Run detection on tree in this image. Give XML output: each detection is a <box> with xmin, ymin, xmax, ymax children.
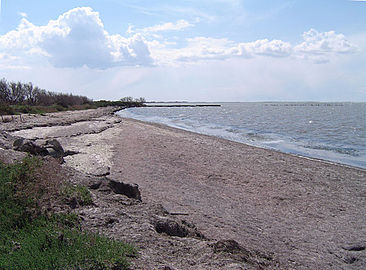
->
<box><xmin>135</xmin><ymin>97</ymin><xmax>146</xmax><ymax>103</ymax></box>
<box><xmin>120</xmin><ymin>96</ymin><xmax>134</xmax><ymax>102</ymax></box>
<box><xmin>9</xmin><ymin>82</ymin><xmax>25</xmax><ymax>105</ymax></box>
<box><xmin>0</xmin><ymin>78</ymin><xmax>10</xmax><ymax>104</ymax></box>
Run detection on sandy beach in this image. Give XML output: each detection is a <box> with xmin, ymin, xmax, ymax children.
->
<box><xmin>2</xmin><ymin>107</ymin><xmax>366</xmax><ymax>269</ymax></box>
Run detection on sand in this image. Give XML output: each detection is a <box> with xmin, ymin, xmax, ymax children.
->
<box><xmin>110</xmin><ymin>118</ymin><xmax>366</xmax><ymax>270</ymax></box>
<box><xmin>3</xmin><ymin>108</ymin><xmax>366</xmax><ymax>269</ymax></box>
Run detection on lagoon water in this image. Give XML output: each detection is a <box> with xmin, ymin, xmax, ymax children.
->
<box><xmin>118</xmin><ymin>102</ymin><xmax>366</xmax><ymax>169</ymax></box>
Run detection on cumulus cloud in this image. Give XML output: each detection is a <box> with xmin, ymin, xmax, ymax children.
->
<box><xmin>148</xmin><ymin>29</ymin><xmax>356</xmax><ymax>65</ymax></box>
<box><xmin>0</xmin><ymin>6</ymin><xmax>358</xmax><ymax>69</ymax></box>
<box><xmin>294</xmin><ymin>29</ymin><xmax>357</xmax><ymax>55</ymax></box>
<box><xmin>0</xmin><ymin>7</ymin><xmax>153</xmax><ymax>69</ymax></box>
<box><xmin>149</xmin><ymin>37</ymin><xmax>292</xmax><ymax>64</ymax></box>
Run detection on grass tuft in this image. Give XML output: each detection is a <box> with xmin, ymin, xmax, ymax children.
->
<box><xmin>62</xmin><ymin>184</ymin><xmax>94</xmax><ymax>206</ymax></box>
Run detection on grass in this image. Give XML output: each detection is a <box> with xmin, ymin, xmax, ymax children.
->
<box><xmin>0</xmin><ymin>157</ymin><xmax>135</xmax><ymax>270</ymax></box>
<box><xmin>62</xmin><ymin>184</ymin><xmax>94</xmax><ymax>206</ymax></box>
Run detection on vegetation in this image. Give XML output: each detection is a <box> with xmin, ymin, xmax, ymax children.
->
<box><xmin>93</xmin><ymin>98</ymin><xmax>146</xmax><ymax>108</ymax></box>
<box><xmin>0</xmin><ymin>78</ymin><xmax>146</xmax><ymax>116</ymax></box>
<box><xmin>0</xmin><ymin>157</ymin><xmax>135</xmax><ymax>269</ymax></box>
<box><xmin>62</xmin><ymin>184</ymin><xmax>93</xmax><ymax>206</ymax></box>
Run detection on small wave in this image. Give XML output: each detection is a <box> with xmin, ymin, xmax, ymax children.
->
<box><xmin>117</xmin><ymin>105</ymin><xmax>366</xmax><ymax>169</ymax></box>
<box><xmin>303</xmin><ymin>144</ymin><xmax>360</xmax><ymax>157</ymax></box>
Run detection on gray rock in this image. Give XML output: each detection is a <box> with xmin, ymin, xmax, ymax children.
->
<box><xmin>13</xmin><ymin>138</ymin><xmax>48</xmax><ymax>156</ymax></box>
<box><xmin>13</xmin><ymin>138</ymin><xmax>65</xmax><ymax>161</ymax></box>
<box><xmin>45</xmin><ymin>139</ymin><xmax>64</xmax><ymax>158</ymax></box>
<box><xmin>154</xmin><ymin>218</ymin><xmax>189</xmax><ymax>237</ymax></box>
<box><xmin>108</xmin><ymin>179</ymin><xmax>141</xmax><ymax>201</ymax></box>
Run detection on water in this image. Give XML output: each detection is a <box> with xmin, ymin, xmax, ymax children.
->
<box><xmin>117</xmin><ymin>102</ymin><xmax>366</xmax><ymax>169</ymax></box>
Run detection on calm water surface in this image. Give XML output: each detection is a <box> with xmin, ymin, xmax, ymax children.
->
<box><xmin>118</xmin><ymin>102</ymin><xmax>366</xmax><ymax>169</ymax></box>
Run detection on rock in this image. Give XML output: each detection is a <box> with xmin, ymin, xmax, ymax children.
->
<box><xmin>12</xmin><ymin>138</ymin><xmax>65</xmax><ymax>160</ymax></box>
<box><xmin>45</xmin><ymin>139</ymin><xmax>64</xmax><ymax>158</ymax></box>
<box><xmin>153</xmin><ymin>217</ymin><xmax>205</xmax><ymax>239</ymax></box>
<box><xmin>64</xmin><ymin>150</ymin><xmax>79</xmax><ymax>156</ymax></box>
<box><xmin>108</xmin><ymin>179</ymin><xmax>141</xmax><ymax>201</ymax></box>
<box><xmin>13</xmin><ymin>138</ymin><xmax>48</xmax><ymax>156</ymax></box>
<box><xmin>154</xmin><ymin>218</ymin><xmax>189</xmax><ymax>237</ymax></box>
<box><xmin>342</xmin><ymin>244</ymin><xmax>366</xmax><ymax>252</ymax></box>
<box><xmin>88</xmin><ymin>180</ymin><xmax>103</xmax><ymax>190</ymax></box>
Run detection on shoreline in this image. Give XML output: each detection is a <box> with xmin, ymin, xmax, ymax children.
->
<box><xmin>1</xmin><ymin>107</ymin><xmax>366</xmax><ymax>269</ymax></box>
<box><xmin>120</xmin><ymin>115</ymin><xmax>366</xmax><ymax>173</ymax></box>
<box><xmin>118</xmin><ymin>105</ymin><xmax>366</xmax><ymax>171</ymax></box>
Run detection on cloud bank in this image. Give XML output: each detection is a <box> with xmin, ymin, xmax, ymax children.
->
<box><xmin>0</xmin><ymin>7</ymin><xmax>358</xmax><ymax>69</ymax></box>
<box><xmin>0</xmin><ymin>7</ymin><xmax>152</xmax><ymax>69</ymax></box>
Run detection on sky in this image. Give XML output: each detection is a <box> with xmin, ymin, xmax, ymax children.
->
<box><xmin>0</xmin><ymin>0</ymin><xmax>366</xmax><ymax>101</ymax></box>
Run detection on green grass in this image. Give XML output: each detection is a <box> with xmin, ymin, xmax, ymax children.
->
<box><xmin>0</xmin><ymin>158</ymin><xmax>135</xmax><ymax>270</ymax></box>
<box><xmin>62</xmin><ymin>184</ymin><xmax>94</xmax><ymax>206</ymax></box>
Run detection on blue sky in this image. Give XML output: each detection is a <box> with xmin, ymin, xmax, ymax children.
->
<box><xmin>1</xmin><ymin>0</ymin><xmax>366</xmax><ymax>101</ymax></box>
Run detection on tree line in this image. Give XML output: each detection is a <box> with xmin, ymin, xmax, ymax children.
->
<box><xmin>0</xmin><ymin>78</ymin><xmax>91</xmax><ymax>107</ymax></box>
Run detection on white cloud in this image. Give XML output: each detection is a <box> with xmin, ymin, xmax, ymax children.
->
<box><xmin>294</xmin><ymin>29</ymin><xmax>357</xmax><ymax>55</ymax></box>
<box><xmin>239</xmin><ymin>39</ymin><xmax>292</xmax><ymax>57</ymax></box>
<box><xmin>148</xmin><ymin>29</ymin><xmax>356</xmax><ymax>65</ymax></box>
<box><xmin>149</xmin><ymin>37</ymin><xmax>292</xmax><ymax>64</ymax></box>
<box><xmin>0</xmin><ymin>6</ymin><xmax>358</xmax><ymax>69</ymax></box>
<box><xmin>139</xmin><ymin>19</ymin><xmax>193</xmax><ymax>33</ymax></box>
<box><xmin>0</xmin><ymin>7</ymin><xmax>153</xmax><ymax>69</ymax></box>
<box><xmin>18</xmin><ymin>12</ymin><xmax>28</xmax><ymax>18</ymax></box>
